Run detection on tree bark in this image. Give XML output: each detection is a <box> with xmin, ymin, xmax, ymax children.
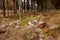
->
<box><xmin>2</xmin><ymin>0</ymin><xmax>6</xmax><ymax>17</ymax></box>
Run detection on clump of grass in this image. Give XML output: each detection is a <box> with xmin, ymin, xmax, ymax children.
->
<box><xmin>20</xmin><ymin>15</ymin><xmax>41</xmax><ymax>26</ymax></box>
<box><xmin>55</xmin><ymin>22</ymin><xmax>60</xmax><ymax>26</ymax></box>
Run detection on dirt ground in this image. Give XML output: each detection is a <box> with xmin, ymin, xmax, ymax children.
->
<box><xmin>0</xmin><ymin>10</ymin><xmax>60</xmax><ymax>40</ymax></box>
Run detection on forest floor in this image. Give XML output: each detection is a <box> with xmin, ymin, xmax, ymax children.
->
<box><xmin>0</xmin><ymin>10</ymin><xmax>60</xmax><ymax>40</ymax></box>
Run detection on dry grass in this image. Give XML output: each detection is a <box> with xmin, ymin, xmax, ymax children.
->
<box><xmin>0</xmin><ymin>10</ymin><xmax>60</xmax><ymax>40</ymax></box>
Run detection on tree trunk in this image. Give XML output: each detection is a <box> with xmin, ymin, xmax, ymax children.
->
<box><xmin>27</xmin><ymin>0</ymin><xmax>29</xmax><ymax>10</ymax></box>
<box><xmin>2</xmin><ymin>0</ymin><xmax>5</xmax><ymax>17</ymax></box>
<box><xmin>13</xmin><ymin>0</ymin><xmax>17</xmax><ymax>14</ymax></box>
<box><xmin>18</xmin><ymin>0</ymin><xmax>22</xmax><ymax>20</ymax></box>
<box><xmin>7</xmin><ymin>0</ymin><xmax>9</xmax><ymax>16</ymax></box>
<box><xmin>47</xmin><ymin>0</ymin><xmax>54</xmax><ymax>10</ymax></box>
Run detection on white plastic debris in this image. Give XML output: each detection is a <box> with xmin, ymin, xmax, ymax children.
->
<box><xmin>38</xmin><ymin>21</ymin><xmax>44</xmax><ymax>25</ymax></box>
<box><xmin>28</xmin><ymin>19</ymin><xmax>38</xmax><ymax>27</ymax></box>
<box><xmin>28</xmin><ymin>21</ymin><xmax>34</xmax><ymax>26</ymax></box>
<box><xmin>33</xmin><ymin>19</ymin><xmax>38</xmax><ymax>25</ymax></box>
<box><xmin>36</xmin><ymin>20</ymin><xmax>45</xmax><ymax>28</ymax></box>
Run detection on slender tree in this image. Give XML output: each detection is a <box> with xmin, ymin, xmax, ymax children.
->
<box><xmin>18</xmin><ymin>0</ymin><xmax>22</xmax><ymax>20</ymax></box>
<box><xmin>2</xmin><ymin>0</ymin><xmax>6</xmax><ymax>16</ymax></box>
<box><xmin>27</xmin><ymin>0</ymin><xmax>29</xmax><ymax>10</ymax></box>
<box><xmin>13</xmin><ymin>0</ymin><xmax>17</xmax><ymax>14</ymax></box>
<box><xmin>6</xmin><ymin>0</ymin><xmax>9</xmax><ymax>16</ymax></box>
<box><xmin>24</xmin><ymin>0</ymin><xmax>25</xmax><ymax>10</ymax></box>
